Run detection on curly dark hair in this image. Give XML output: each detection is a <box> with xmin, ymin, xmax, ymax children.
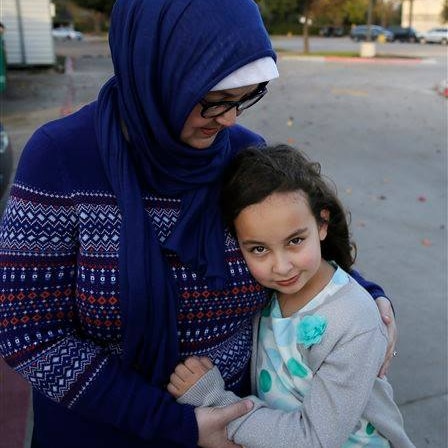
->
<box><xmin>221</xmin><ymin>144</ymin><xmax>356</xmax><ymax>271</ymax></box>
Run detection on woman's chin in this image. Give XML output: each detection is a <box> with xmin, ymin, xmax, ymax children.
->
<box><xmin>187</xmin><ymin>135</ymin><xmax>217</xmax><ymax>150</ymax></box>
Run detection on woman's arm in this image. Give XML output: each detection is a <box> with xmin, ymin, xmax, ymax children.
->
<box><xmin>349</xmin><ymin>268</ymin><xmax>386</xmax><ymax>300</ymax></box>
<box><xmin>0</xmin><ymin>130</ymin><xmax>198</xmax><ymax>446</ymax></box>
<box><xmin>349</xmin><ymin>269</ymin><xmax>397</xmax><ymax>377</ymax></box>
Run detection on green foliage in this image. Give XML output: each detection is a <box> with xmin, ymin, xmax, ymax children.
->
<box><xmin>71</xmin><ymin>0</ymin><xmax>115</xmax><ymax>15</ymax></box>
<box><xmin>442</xmin><ymin>0</ymin><xmax>448</xmax><ymax>22</ymax></box>
<box><xmin>260</xmin><ymin>0</ymin><xmax>373</xmax><ymax>29</ymax></box>
<box><xmin>340</xmin><ymin>0</ymin><xmax>369</xmax><ymax>25</ymax></box>
<box><xmin>312</xmin><ymin>0</ymin><xmax>347</xmax><ymax>26</ymax></box>
<box><xmin>260</xmin><ymin>0</ymin><xmax>301</xmax><ymax>27</ymax></box>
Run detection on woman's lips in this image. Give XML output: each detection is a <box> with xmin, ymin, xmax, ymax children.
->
<box><xmin>275</xmin><ymin>274</ymin><xmax>300</xmax><ymax>287</ymax></box>
<box><xmin>200</xmin><ymin>127</ymin><xmax>219</xmax><ymax>137</ymax></box>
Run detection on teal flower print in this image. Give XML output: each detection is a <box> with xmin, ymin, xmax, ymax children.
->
<box><xmin>297</xmin><ymin>314</ymin><xmax>327</xmax><ymax>348</ymax></box>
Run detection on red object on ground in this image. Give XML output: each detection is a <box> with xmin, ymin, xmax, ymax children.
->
<box><xmin>0</xmin><ymin>358</ymin><xmax>31</xmax><ymax>448</ymax></box>
<box><xmin>436</xmin><ymin>80</ymin><xmax>448</xmax><ymax>98</ymax></box>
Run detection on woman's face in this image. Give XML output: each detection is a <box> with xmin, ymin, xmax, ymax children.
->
<box><xmin>180</xmin><ymin>84</ymin><xmax>258</xmax><ymax>149</ymax></box>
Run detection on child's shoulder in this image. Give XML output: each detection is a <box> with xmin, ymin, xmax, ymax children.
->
<box><xmin>316</xmin><ymin>274</ymin><xmax>385</xmax><ymax>336</ymax></box>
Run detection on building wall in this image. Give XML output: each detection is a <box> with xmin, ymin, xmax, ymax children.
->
<box><xmin>402</xmin><ymin>0</ymin><xmax>446</xmax><ymax>31</ymax></box>
<box><xmin>2</xmin><ymin>0</ymin><xmax>55</xmax><ymax>66</ymax></box>
<box><xmin>2</xmin><ymin>0</ymin><xmax>23</xmax><ymax>65</ymax></box>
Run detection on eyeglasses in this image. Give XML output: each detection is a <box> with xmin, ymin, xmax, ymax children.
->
<box><xmin>199</xmin><ymin>82</ymin><xmax>268</xmax><ymax>119</ymax></box>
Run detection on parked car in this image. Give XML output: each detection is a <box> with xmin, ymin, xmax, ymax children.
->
<box><xmin>417</xmin><ymin>27</ymin><xmax>448</xmax><ymax>45</ymax></box>
<box><xmin>387</xmin><ymin>26</ymin><xmax>418</xmax><ymax>42</ymax></box>
<box><xmin>52</xmin><ymin>27</ymin><xmax>84</xmax><ymax>41</ymax></box>
<box><xmin>0</xmin><ymin>123</ymin><xmax>13</xmax><ymax>200</ymax></box>
<box><xmin>319</xmin><ymin>26</ymin><xmax>345</xmax><ymax>37</ymax></box>
<box><xmin>350</xmin><ymin>25</ymin><xmax>394</xmax><ymax>42</ymax></box>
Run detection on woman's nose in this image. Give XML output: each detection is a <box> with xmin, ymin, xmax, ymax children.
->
<box><xmin>215</xmin><ymin>107</ymin><xmax>238</xmax><ymax>127</ymax></box>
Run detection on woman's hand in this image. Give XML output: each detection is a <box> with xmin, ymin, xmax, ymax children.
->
<box><xmin>195</xmin><ymin>400</ymin><xmax>253</xmax><ymax>448</ymax></box>
<box><xmin>169</xmin><ymin>356</ymin><xmax>252</xmax><ymax>447</ymax></box>
<box><xmin>375</xmin><ymin>297</ymin><xmax>398</xmax><ymax>378</ymax></box>
<box><xmin>168</xmin><ymin>356</ymin><xmax>214</xmax><ymax>398</ymax></box>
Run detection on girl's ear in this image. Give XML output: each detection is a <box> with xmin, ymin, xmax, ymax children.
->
<box><xmin>319</xmin><ymin>209</ymin><xmax>330</xmax><ymax>241</ymax></box>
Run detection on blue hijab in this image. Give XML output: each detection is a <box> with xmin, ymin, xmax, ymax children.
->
<box><xmin>95</xmin><ymin>0</ymin><xmax>276</xmax><ymax>384</ymax></box>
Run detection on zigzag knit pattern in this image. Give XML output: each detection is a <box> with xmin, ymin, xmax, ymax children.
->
<box><xmin>0</xmin><ymin>182</ymin><xmax>268</xmax><ymax>408</ymax></box>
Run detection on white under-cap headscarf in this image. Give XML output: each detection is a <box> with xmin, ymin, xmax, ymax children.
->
<box><xmin>211</xmin><ymin>57</ymin><xmax>279</xmax><ymax>91</ymax></box>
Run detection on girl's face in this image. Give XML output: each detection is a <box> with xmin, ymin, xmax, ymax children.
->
<box><xmin>234</xmin><ymin>190</ymin><xmax>331</xmax><ymax>311</ymax></box>
<box><xmin>180</xmin><ymin>84</ymin><xmax>258</xmax><ymax>149</ymax></box>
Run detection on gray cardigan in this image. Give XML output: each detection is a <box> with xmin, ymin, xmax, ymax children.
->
<box><xmin>178</xmin><ymin>276</ymin><xmax>415</xmax><ymax>448</ymax></box>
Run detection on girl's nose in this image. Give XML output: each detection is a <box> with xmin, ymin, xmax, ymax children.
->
<box><xmin>215</xmin><ymin>107</ymin><xmax>238</xmax><ymax>127</ymax></box>
<box><xmin>272</xmin><ymin>254</ymin><xmax>293</xmax><ymax>276</ymax></box>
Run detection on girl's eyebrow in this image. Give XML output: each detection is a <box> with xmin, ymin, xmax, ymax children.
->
<box><xmin>287</xmin><ymin>227</ymin><xmax>308</xmax><ymax>238</ymax></box>
<box><xmin>240</xmin><ymin>239</ymin><xmax>265</xmax><ymax>247</ymax></box>
<box><xmin>240</xmin><ymin>227</ymin><xmax>308</xmax><ymax>246</ymax></box>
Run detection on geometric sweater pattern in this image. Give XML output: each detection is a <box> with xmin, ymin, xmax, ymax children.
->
<box><xmin>0</xmin><ymin>181</ymin><xmax>267</xmax><ymax>409</ymax></box>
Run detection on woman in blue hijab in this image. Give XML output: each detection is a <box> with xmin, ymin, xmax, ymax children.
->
<box><xmin>0</xmin><ymin>0</ymin><xmax>396</xmax><ymax>447</ymax></box>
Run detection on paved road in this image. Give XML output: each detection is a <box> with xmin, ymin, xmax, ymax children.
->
<box><xmin>246</xmin><ymin>41</ymin><xmax>447</xmax><ymax>448</ymax></box>
<box><xmin>271</xmin><ymin>35</ymin><xmax>448</xmax><ymax>59</ymax></box>
<box><xmin>0</xmin><ymin>36</ymin><xmax>447</xmax><ymax>447</ymax></box>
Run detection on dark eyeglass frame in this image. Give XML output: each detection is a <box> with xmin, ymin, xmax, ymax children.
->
<box><xmin>199</xmin><ymin>82</ymin><xmax>269</xmax><ymax>119</ymax></box>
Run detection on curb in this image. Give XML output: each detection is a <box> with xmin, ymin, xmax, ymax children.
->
<box><xmin>279</xmin><ymin>54</ymin><xmax>437</xmax><ymax>65</ymax></box>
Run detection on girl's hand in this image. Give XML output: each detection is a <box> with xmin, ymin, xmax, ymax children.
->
<box><xmin>168</xmin><ymin>356</ymin><xmax>214</xmax><ymax>398</ymax></box>
<box><xmin>375</xmin><ymin>297</ymin><xmax>398</xmax><ymax>378</ymax></box>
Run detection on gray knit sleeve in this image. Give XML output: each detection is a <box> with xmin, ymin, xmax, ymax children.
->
<box><xmin>177</xmin><ymin>366</ymin><xmax>269</xmax><ymax>439</ymax></box>
<box><xmin>176</xmin><ymin>366</ymin><xmax>252</xmax><ymax>408</ymax></box>
<box><xmin>178</xmin><ymin>329</ymin><xmax>414</xmax><ymax>448</ymax></box>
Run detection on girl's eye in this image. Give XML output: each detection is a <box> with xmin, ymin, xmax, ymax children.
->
<box><xmin>250</xmin><ymin>246</ymin><xmax>267</xmax><ymax>255</ymax></box>
<box><xmin>289</xmin><ymin>237</ymin><xmax>303</xmax><ymax>246</ymax></box>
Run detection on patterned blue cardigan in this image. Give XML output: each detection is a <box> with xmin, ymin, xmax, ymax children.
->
<box><xmin>0</xmin><ymin>103</ymin><xmax>386</xmax><ymax>447</ymax></box>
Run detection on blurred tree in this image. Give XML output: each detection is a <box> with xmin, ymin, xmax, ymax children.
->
<box><xmin>305</xmin><ymin>0</ymin><xmax>372</xmax><ymax>49</ymax></box>
<box><xmin>257</xmin><ymin>0</ymin><xmax>274</xmax><ymax>24</ymax></box>
<box><xmin>71</xmin><ymin>0</ymin><xmax>115</xmax><ymax>32</ymax></box>
<box><xmin>311</xmin><ymin>0</ymin><xmax>351</xmax><ymax>27</ymax></box>
<box><xmin>300</xmin><ymin>0</ymin><xmax>313</xmax><ymax>53</ymax></box>
<box><xmin>261</xmin><ymin>0</ymin><xmax>400</xmax><ymax>51</ymax></box>
<box><xmin>258</xmin><ymin>0</ymin><xmax>301</xmax><ymax>30</ymax></box>
<box><xmin>259</xmin><ymin>0</ymin><xmax>371</xmax><ymax>53</ymax></box>
<box><xmin>374</xmin><ymin>0</ymin><xmax>401</xmax><ymax>27</ymax></box>
<box><xmin>442</xmin><ymin>0</ymin><xmax>448</xmax><ymax>22</ymax></box>
<box><xmin>52</xmin><ymin>0</ymin><xmax>74</xmax><ymax>26</ymax></box>
<box><xmin>258</xmin><ymin>0</ymin><xmax>314</xmax><ymax>53</ymax></box>
<box><xmin>341</xmin><ymin>0</ymin><xmax>370</xmax><ymax>24</ymax></box>
<box><xmin>260</xmin><ymin>0</ymin><xmax>371</xmax><ymax>28</ymax></box>
<box><xmin>71</xmin><ymin>0</ymin><xmax>115</xmax><ymax>15</ymax></box>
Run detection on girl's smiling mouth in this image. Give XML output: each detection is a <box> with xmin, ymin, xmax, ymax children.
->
<box><xmin>275</xmin><ymin>274</ymin><xmax>300</xmax><ymax>287</ymax></box>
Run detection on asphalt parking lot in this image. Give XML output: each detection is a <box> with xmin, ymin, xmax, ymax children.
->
<box><xmin>0</xmin><ymin>36</ymin><xmax>447</xmax><ymax>447</ymax></box>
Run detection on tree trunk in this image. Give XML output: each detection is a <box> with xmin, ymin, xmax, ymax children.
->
<box><xmin>303</xmin><ymin>22</ymin><xmax>309</xmax><ymax>54</ymax></box>
<box><xmin>93</xmin><ymin>11</ymin><xmax>103</xmax><ymax>34</ymax></box>
<box><xmin>409</xmin><ymin>0</ymin><xmax>414</xmax><ymax>28</ymax></box>
<box><xmin>302</xmin><ymin>0</ymin><xmax>310</xmax><ymax>54</ymax></box>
